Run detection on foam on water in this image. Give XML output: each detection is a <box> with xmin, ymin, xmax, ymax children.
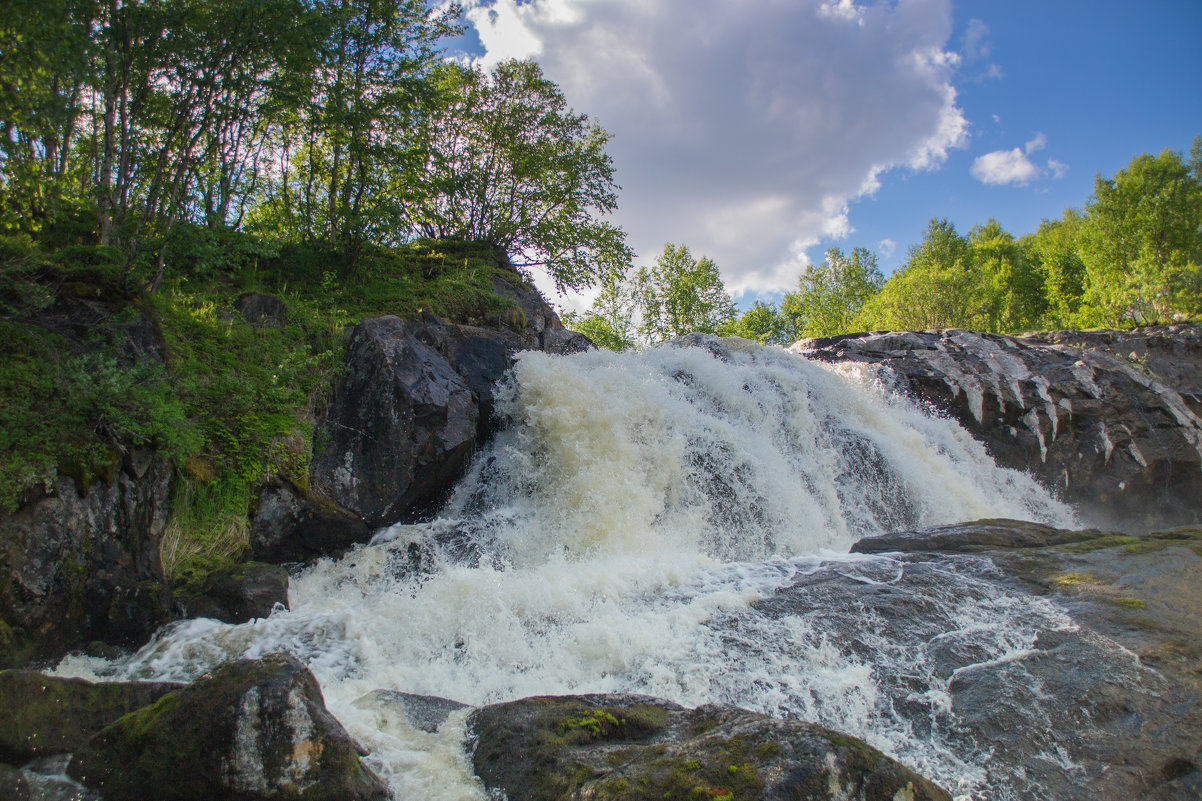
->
<box><xmin>54</xmin><ymin>337</ymin><xmax>1080</xmax><ymax>800</ymax></box>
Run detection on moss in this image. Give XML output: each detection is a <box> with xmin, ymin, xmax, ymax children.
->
<box><xmin>1057</xmin><ymin>535</ymin><xmax>1140</xmax><ymax>553</ymax></box>
<box><xmin>1122</xmin><ymin>539</ymin><xmax>1176</xmax><ymax>555</ymax></box>
<box><xmin>553</xmin><ymin>705</ymin><xmax>667</xmax><ymax>747</ymax></box>
<box><xmin>107</xmin><ymin>691</ymin><xmax>182</xmax><ymax>747</ymax></box>
<box><xmin>1051</xmin><ymin>572</ymin><xmax>1098</xmax><ymax>590</ymax></box>
<box><xmin>1114</xmin><ymin>596</ymin><xmax>1149</xmax><ymax>609</ymax></box>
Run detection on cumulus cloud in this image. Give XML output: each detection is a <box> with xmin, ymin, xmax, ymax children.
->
<box><xmin>970</xmin><ymin>133</ymin><xmax>1065</xmax><ymax>186</ymax></box>
<box><xmin>461</xmin><ymin>0</ymin><xmax>967</xmax><ymax>295</ymax></box>
<box><xmin>971</xmin><ymin>148</ymin><xmax>1040</xmax><ymax>185</ymax></box>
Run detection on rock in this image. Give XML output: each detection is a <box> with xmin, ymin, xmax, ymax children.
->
<box><xmin>68</xmin><ymin>652</ymin><xmax>387</xmax><ymax>801</ymax></box>
<box><xmin>175</xmin><ymin>562</ymin><xmax>289</xmax><ymax>624</ymax></box>
<box><xmin>236</xmin><ymin>293</ymin><xmax>287</xmax><ymax>327</ymax></box>
<box><xmin>1021</xmin><ymin>324</ymin><xmax>1202</xmax><ymax>400</ymax></box>
<box><xmin>850</xmin><ymin>517</ymin><xmax>1110</xmax><ymax>554</ymax></box>
<box><xmin>0</xmin><ymin>755</ymin><xmax>104</xmax><ymax>801</ymax></box>
<box><xmin>309</xmin><ymin>316</ymin><xmax>479</xmax><ymax>530</ymax></box>
<box><xmin>268</xmin><ymin>279</ymin><xmax>594</xmax><ymax>561</ymax></box>
<box><xmin>792</xmin><ymin>519</ymin><xmax>1202</xmax><ymax>800</ymax></box>
<box><xmin>0</xmin><ymin>453</ymin><xmax>174</xmax><ymax>667</ymax></box>
<box><xmin>469</xmin><ymin>694</ymin><xmax>951</xmax><ymax>801</ymax></box>
<box><xmin>796</xmin><ymin>328</ymin><xmax>1202</xmax><ymax>531</ymax></box>
<box><xmin>249</xmin><ymin>485</ymin><xmax>371</xmax><ymax>564</ymax></box>
<box><xmin>351</xmin><ymin>689</ymin><xmax>469</xmax><ymax>734</ymax></box>
<box><xmin>0</xmin><ymin>671</ymin><xmax>183</xmax><ymax>762</ymax></box>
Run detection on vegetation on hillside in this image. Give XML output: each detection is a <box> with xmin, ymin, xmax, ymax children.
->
<box><xmin>0</xmin><ymin>1</ymin><xmax>633</xmax><ymax>577</ymax></box>
<box><xmin>0</xmin><ymin>232</ymin><xmax>522</xmax><ymax>574</ymax></box>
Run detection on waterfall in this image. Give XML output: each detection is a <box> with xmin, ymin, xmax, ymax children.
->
<box><xmin>55</xmin><ymin>336</ymin><xmax>1078</xmax><ymax>801</ymax></box>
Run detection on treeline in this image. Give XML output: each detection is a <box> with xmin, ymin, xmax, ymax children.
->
<box><xmin>572</xmin><ymin>140</ymin><xmax>1202</xmax><ymax>348</ymax></box>
<box><xmin>0</xmin><ymin>0</ymin><xmax>628</xmax><ymax>290</ymax></box>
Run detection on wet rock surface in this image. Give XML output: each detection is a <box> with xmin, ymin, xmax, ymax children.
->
<box><xmin>469</xmin><ymin>694</ymin><xmax>951</xmax><ymax>801</ymax></box>
<box><xmin>0</xmin><ymin>452</ymin><xmax>175</xmax><ymax>667</ymax></box>
<box><xmin>832</xmin><ymin>520</ymin><xmax>1202</xmax><ymax>800</ymax></box>
<box><xmin>796</xmin><ymin>327</ymin><xmax>1202</xmax><ymax>531</ymax></box>
<box><xmin>67</xmin><ymin>652</ymin><xmax>387</xmax><ymax>801</ymax></box>
<box><xmin>174</xmin><ymin>561</ymin><xmax>289</xmax><ymax>624</ymax></box>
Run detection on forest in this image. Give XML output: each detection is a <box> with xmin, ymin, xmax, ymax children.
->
<box><xmin>569</xmin><ymin>139</ymin><xmax>1202</xmax><ymax>349</ymax></box>
<box><xmin>0</xmin><ymin>0</ymin><xmax>628</xmax><ymax>290</ymax></box>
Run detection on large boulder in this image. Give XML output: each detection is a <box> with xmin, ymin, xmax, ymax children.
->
<box><xmin>254</xmin><ymin>281</ymin><xmax>591</xmax><ymax>563</ymax></box>
<box><xmin>0</xmin><ymin>671</ymin><xmax>182</xmax><ymax>763</ymax></box>
<box><xmin>0</xmin><ymin>451</ymin><xmax>174</xmax><ymax>667</ymax></box>
<box><xmin>309</xmin><ymin>315</ymin><xmax>479</xmax><ymax>529</ymax></box>
<box><xmin>469</xmin><ymin>694</ymin><xmax>951</xmax><ymax>801</ymax></box>
<box><xmin>68</xmin><ymin>652</ymin><xmax>387</xmax><ymax>801</ymax></box>
<box><xmin>796</xmin><ymin>328</ymin><xmax>1202</xmax><ymax>531</ymax></box>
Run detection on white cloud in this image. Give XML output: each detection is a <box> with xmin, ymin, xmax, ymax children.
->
<box><xmin>962</xmin><ymin>18</ymin><xmax>992</xmax><ymax>60</ymax></box>
<box><xmin>878</xmin><ymin>238</ymin><xmax>898</xmax><ymax>259</ymax></box>
<box><xmin>462</xmin><ymin>0</ymin><xmax>967</xmax><ymax>295</ymax></box>
<box><xmin>970</xmin><ymin>148</ymin><xmax>1040</xmax><ymax>185</ymax></box>
<box><xmin>970</xmin><ymin>132</ymin><xmax>1062</xmax><ymax>186</ymax></box>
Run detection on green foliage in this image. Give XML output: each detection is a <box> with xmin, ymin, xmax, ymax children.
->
<box><xmin>1023</xmin><ymin>210</ymin><xmax>1087</xmax><ymax>327</ymax></box>
<box><xmin>781</xmin><ymin>246</ymin><xmax>883</xmax><ymax>338</ymax></box>
<box><xmin>967</xmin><ymin>219</ymin><xmax>1046</xmax><ymax>332</ymax></box>
<box><xmin>720</xmin><ymin>300</ymin><xmax>792</xmax><ymax>345</ymax></box>
<box><xmin>414</xmin><ymin>59</ymin><xmax>632</xmax><ymax>293</ymax></box>
<box><xmin>0</xmin><ymin>231</ymin><xmax>522</xmax><ymax>564</ymax></box>
<box><xmin>1078</xmin><ymin>143</ymin><xmax>1202</xmax><ymax>325</ymax></box>
<box><xmin>0</xmin><ymin>322</ymin><xmax>197</xmax><ymax>513</ymax></box>
<box><xmin>856</xmin><ymin>218</ymin><xmax>986</xmax><ymax>331</ymax></box>
<box><xmin>561</xmin><ymin>268</ymin><xmax>637</xmax><ymax>351</ymax></box>
<box><xmin>634</xmin><ymin>243</ymin><xmax>736</xmax><ymax>344</ymax></box>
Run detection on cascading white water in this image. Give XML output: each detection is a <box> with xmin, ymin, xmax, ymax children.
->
<box><xmin>55</xmin><ymin>337</ymin><xmax>1079</xmax><ymax>801</ymax></box>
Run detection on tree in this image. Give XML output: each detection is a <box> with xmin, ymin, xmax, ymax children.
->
<box><xmin>561</xmin><ymin>267</ymin><xmax>637</xmax><ymax>351</ymax></box>
<box><xmin>780</xmin><ymin>246</ymin><xmax>883</xmax><ymax>337</ymax></box>
<box><xmin>721</xmin><ymin>300</ymin><xmax>792</xmax><ymax>344</ymax></box>
<box><xmin>246</xmin><ymin>0</ymin><xmax>458</xmax><ymax>258</ymax></box>
<box><xmin>1079</xmin><ymin>145</ymin><xmax>1202</xmax><ymax>325</ymax></box>
<box><xmin>1023</xmin><ymin>209</ymin><xmax>1087</xmax><ymax>327</ymax></box>
<box><xmin>633</xmin><ymin>243</ymin><xmax>735</xmax><ymax>343</ymax></box>
<box><xmin>968</xmin><ymin>219</ymin><xmax>1045</xmax><ymax>332</ymax></box>
<box><xmin>856</xmin><ymin>219</ymin><xmax>984</xmax><ymax>331</ymax></box>
<box><xmin>413</xmin><ymin>59</ymin><xmax>631</xmax><ymax>293</ymax></box>
<box><xmin>0</xmin><ymin>0</ymin><xmax>96</xmax><ymax>234</ymax></box>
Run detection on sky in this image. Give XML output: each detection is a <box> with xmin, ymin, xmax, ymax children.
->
<box><xmin>448</xmin><ymin>0</ymin><xmax>1202</xmax><ymax>310</ymax></box>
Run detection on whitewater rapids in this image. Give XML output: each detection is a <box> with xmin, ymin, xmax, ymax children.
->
<box><xmin>56</xmin><ymin>336</ymin><xmax>1079</xmax><ymax>800</ymax></box>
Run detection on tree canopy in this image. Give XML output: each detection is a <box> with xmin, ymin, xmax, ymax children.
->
<box><xmin>0</xmin><ymin>2</ymin><xmax>630</xmax><ymax>292</ymax></box>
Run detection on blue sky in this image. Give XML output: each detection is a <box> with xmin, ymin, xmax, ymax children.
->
<box><xmin>452</xmin><ymin>0</ymin><xmax>1202</xmax><ymax>309</ymax></box>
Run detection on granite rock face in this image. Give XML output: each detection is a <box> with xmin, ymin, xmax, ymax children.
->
<box><xmin>796</xmin><ymin>328</ymin><xmax>1202</xmax><ymax>531</ymax></box>
<box><xmin>0</xmin><ymin>671</ymin><xmax>183</xmax><ymax>762</ymax></box>
<box><xmin>843</xmin><ymin>520</ymin><xmax>1202</xmax><ymax>801</ymax></box>
<box><xmin>0</xmin><ymin>452</ymin><xmax>174</xmax><ymax>667</ymax></box>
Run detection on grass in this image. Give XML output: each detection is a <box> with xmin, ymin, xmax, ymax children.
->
<box><xmin>0</xmin><ymin>229</ymin><xmax>526</xmax><ymax>578</ymax></box>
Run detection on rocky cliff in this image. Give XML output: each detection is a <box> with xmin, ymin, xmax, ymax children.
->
<box><xmin>796</xmin><ymin>326</ymin><xmax>1202</xmax><ymax>531</ymax></box>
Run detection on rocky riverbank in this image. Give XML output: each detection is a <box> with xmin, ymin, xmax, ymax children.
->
<box><xmin>2</xmin><ymin>519</ymin><xmax>1199</xmax><ymax>800</ymax></box>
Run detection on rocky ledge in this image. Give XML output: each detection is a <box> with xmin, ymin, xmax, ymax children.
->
<box><xmin>796</xmin><ymin>326</ymin><xmax>1202</xmax><ymax>531</ymax></box>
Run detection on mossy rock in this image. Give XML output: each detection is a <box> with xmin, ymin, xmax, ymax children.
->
<box><xmin>469</xmin><ymin>694</ymin><xmax>950</xmax><ymax>801</ymax></box>
<box><xmin>0</xmin><ymin>670</ymin><xmax>183</xmax><ymax>763</ymax></box>
<box><xmin>68</xmin><ymin>652</ymin><xmax>387</xmax><ymax>801</ymax></box>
